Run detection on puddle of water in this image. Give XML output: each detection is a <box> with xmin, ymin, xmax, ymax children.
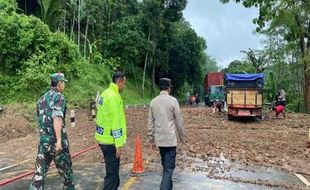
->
<box><xmin>178</xmin><ymin>152</ymin><xmax>304</xmax><ymax>188</ymax></box>
<box><xmin>125</xmin><ymin>170</ymin><xmax>290</xmax><ymax>190</ymax></box>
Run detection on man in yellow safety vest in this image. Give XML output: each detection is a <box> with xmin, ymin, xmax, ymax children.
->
<box><xmin>95</xmin><ymin>71</ymin><xmax>127</xmax><ymax>190</ymax></box>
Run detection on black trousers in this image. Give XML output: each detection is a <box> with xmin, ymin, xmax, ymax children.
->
<box><xmin>159</xmin><ymin>147</ymin><xmax>176</xmax><ymax>190</ymax></box>
<box><xmin>100</xmin><ymin>144</ymin><xmax>120</xmax><ymax>190</ymax></box>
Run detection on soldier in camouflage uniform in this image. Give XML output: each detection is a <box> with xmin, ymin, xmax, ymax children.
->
<box><xmin>29</xmin><ymin>73</ymin><xmax>75</xmax><ymax>190</ymax></box>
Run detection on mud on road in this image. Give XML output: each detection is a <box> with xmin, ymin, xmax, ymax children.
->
<box><xmin>0</xmin><ymin>106</ymin><xmax>309</xmax><ymax>188</ymax></box>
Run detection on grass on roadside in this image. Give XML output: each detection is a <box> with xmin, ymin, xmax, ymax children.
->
<box><xmin>65</xmin><ymin>64</ymin><xmax>155</xmax><ymax>108</ymax></box>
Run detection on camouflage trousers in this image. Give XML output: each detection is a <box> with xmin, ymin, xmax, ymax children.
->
<box><xmin>29</xmin><ymin>142</ymin><xmax>75</xmax><ymax>190</ymax></box>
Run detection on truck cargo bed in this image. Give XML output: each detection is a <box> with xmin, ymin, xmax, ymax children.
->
<box><xmin>227</xmin><ymin>90</ymin><xmax>262</xmax><ymax>106</ymax></box>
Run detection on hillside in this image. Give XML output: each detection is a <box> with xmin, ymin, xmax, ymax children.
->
<box><xmin>64</xmin><ymin>64</ymin><xmax>154</xmax><ymax>107</ymax></box>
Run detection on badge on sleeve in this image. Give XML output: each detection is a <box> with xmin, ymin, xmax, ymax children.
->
<box><xmin>96</xmin><ymin>126</ymin><xmax>104</xmax><ymax>135</ymax></box>
<box><xmin>98</xmin><ymin>97</ymin><xmax>104</xmax><ymax>105</ymax></box>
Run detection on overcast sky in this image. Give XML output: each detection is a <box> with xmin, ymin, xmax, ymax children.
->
<box><xmin>183</xmin><ymin>1</ymin><xmax>263</xmax><ymax>68</ymax></box>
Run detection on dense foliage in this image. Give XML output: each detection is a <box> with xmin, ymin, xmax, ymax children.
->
<box><xmin>0</xmin><ymin>0</ymin><xmax>83</xmax><ymax>102</ymax></box>
<box><xmin>0</xmin><ymin>0</ymin><xmax>212</xmax><ymax>103</ymax></box>
<box><xmin>15</xmin><ymin>0</ymin><xmax>210</xmax><ymax>97</ymax></box>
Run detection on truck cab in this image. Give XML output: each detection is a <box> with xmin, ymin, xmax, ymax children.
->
<box><xmin>207</xmin><ymin>85</ymin><xmax>225</xmax><ymax>107</ymax></box>
<box><xmin>204</xmin><ymin>72</ymin><xmax>225</xmax><ymax>107</ymax></box>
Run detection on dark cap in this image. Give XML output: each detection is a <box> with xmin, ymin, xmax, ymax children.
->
<box><xmin>112</xmin><ymin>71</ymin><xmax>125</xmax><ymax>82</ymax></box>
<box><xmin>159</xmin><ymin>78</ymin><xmax>172</xmax><ymax>88</ymax></box>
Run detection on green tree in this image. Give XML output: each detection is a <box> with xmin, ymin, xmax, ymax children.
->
<box><xmin>37</xmin><ymin>0</ymin><xmax>64</xmax><ymax>31</ymax></box>
<box><xmin>222</xmin><ymin>60</ymin><xmax>256</xmax><ymax>74</ymax></box>
<box><xmin>220</xmin><ymin>0</ymin><xmax>310</xmax><ymax>112</ymax></box>
<box><xmin>241</xmin><ymin>48</ymin><xmax>267</xmax><ymax>73</ymax></box>
<box><xmin>261</xmin><ymin>36</ymin><xmax>304</xmax><ymax>111</ymax></box>
<box><xmin>204</xmin><ymin>54</ymin><xmax>218</xmax><ymax>74</ymax></box>
<box><xmin>168</xmin><ymin>20</ymin><xmax>206</xmax><ymax>94</ymax></box>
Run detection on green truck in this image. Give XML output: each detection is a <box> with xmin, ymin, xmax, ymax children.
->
<box><xmin>204</xmin><ymin>72</ymin><xmax>225</xmax><ymax>107</ymax></box>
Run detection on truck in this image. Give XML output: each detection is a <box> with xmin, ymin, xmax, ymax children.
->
<box><xmin>204</xmin><ymin>72</ymin><xmax>225</xmax><ymax>107</ymax></box>
<box><xmin>225</xmin><ymin>73</ymin><xmax>264</xmax><ymax>120</ymax></box>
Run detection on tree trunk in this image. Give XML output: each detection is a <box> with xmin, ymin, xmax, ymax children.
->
<box><xmin>84</xmin><ymin>16</ymin><xmax>89</xmax><ymax>58</ymax></box>
<box><xmin>151</xmin><ymin>57</ymin><xmax>155</xmax><ymax>97</ymax></box>
<box><xmin>305</xmin><ymin>63</ymin><xmax>310</xmax><ymax>113</ymax></box>
<box><xmin>142</xmin><ymin>51</ymin><xmax>149</xmax><ymax>98</ymax></box>
<box><xmin>132</xmin><ymin>62</ymin><xmax>139</xmax><ymax>94</ymax></box>
<box><xmin>25</xmin><ymin>0</ymin><xmax>27</xmax><ymax>14</ymax></box>
<box><xmin>70</xmin><ymin>8</ymin><xmax>75</xmax><ymax>41</ymax></box>
<box><xmin>303</xmin><ymin>56</ymin><xmax>310</xmax><ymax>113</ymax></box>
<box><xmin>63</xmin><ymin>10</ymin><xmax>66</xmax><ymax>33</ymax></box>
<box><xmin>299</xmin><ymin>67</ymin><xmax>303</xmax><ymax>111</ymax></box>
<box><xmin>77</xmin><ymin>0</ymin><xmax>81</xmax><ymax>50</ymax></box>
<box><xmin>295</xmin><ymin>12</ymin><xmax>309</xmax><ymax>112</ymax></box>
<box><xmin>300</xmin><ymin>39</ymin><xmax>310</xmax><ymax>113</ymax></box>
<box><xmin>294</xmin><ymin>54</ymin><xmax>303</xmax><ymax>112</ymax></box>
<box><xmin>306</xmin><ymin>19</ymin><xmax>310</xmax><ymax>112</ymax></box>
<box><xmin>108</xmin><ymin>3</ymin><xmax>111</xmax><ymax>45</ymax></box>
<box><xmin>142</xmin><ymin>31</ymin><xmax>151</xmax><ymax>98</ymax></box>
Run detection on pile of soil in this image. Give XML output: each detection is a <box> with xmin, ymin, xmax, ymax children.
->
<box><xmin>0</xmin><ymin>105</ymin><xmax>35</xmax><ymax>143</ymax></box>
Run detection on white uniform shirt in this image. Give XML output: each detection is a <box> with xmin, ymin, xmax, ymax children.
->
<box><xmin>148</xmin><ymin>91</ymin><xmax>185</xmax><ymax>147</ymax></box>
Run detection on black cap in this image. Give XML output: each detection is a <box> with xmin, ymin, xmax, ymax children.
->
<box><xmin>159</xmin><ymin>78</ymin><xmax>172</xmax><ymax>88</ymax></box>
<box><xmin>112</xmin><ymin>71</ymin><xmax>125</xmax><ymax>82</ymax></box>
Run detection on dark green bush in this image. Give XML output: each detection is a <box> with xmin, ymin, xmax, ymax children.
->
<box><xmin>0</xmin><ymin>0</ymin><xmax>83</xmax><ymax>102</ymax></box>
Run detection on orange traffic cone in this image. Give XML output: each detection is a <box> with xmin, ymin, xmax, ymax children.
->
<box><xmin>132</xmin><ymin>136</ymin><xmax>144</xmax><ymax>174</ymax></box>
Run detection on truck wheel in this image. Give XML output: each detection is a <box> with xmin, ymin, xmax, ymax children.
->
<box><xmin>228</xmin><ymin>115</ymin><xmax>233</xmax><ymax>120</ymax></box>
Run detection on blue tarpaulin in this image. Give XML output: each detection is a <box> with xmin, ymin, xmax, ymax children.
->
<box><xmin>225</xmin><ymin>73</ymin><xmax>264</xmax><ymax>81</ymax></box>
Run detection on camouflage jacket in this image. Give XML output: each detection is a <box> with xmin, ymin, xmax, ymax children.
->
<box><xmin>37</xmin><ymin>87</ymin><xmax>68</xmax><ymax>148</ymax></box>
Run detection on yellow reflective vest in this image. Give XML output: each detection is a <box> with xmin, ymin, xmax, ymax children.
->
<box><xmin>95</xmin><ymin>83</ymin><xmax>127</xmax><ymax>148</ymax></box>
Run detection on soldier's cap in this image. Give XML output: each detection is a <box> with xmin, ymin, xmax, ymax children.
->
<box><xmin>50</xmin><ymin>73</ymin><xmax>68</xmax><ymax>83</ymax></box>
<box><xmin>112</xmin><ymin>71</ymin><xmax>125</xmax><ymax>82</ymax></box>
<box><xmin>159</xmin><ymin>78</ymin><xmax>172</xmax><ymax>88</ymax></box>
